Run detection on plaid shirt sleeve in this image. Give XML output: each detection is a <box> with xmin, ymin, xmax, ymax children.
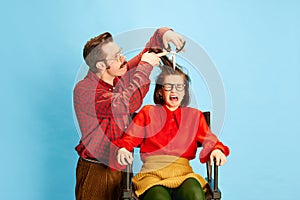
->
<box><xmin>95</xmin><ymin>27</ymin><xmax>171</xmax><ymax>117</ymax></box>
<box><xmin>126</xmin><ymin>27</ymin><xmax>170</xmax><ymax>70</ymax></box>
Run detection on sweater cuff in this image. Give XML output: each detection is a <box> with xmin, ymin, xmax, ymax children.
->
<box><xmin>199</xmin><ymin>141</ymin><xmax>230</xmax><ymax>163</ymax></box>
<box><xmin>213</xmin><ymin>143</ymin><xmax>230</xmax><ymax>157</ymax></box>
<box><xmin>157</xmin><ymin>27</ymin><xmax>172</xmax><ymax>38</ymax></box>
<box><xmin>113</xmin><ymin>139</ymin><xmax>134</xmax><ymax>152</ymax></box>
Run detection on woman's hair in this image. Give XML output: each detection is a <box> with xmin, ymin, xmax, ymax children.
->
<box><xmin>150</xmin><ymin>48</ymin><xmax>191</xmax><ymax>107</ymax></box>
<box><xmin>83</xmin><ymin>32</ymin><xmax>113</xmax><ymax>73</ymax></box>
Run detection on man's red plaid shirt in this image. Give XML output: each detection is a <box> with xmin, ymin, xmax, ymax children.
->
<box><xmin>73</xmin><ymin>28</ymin><xmax>170</xmax><ymax>165</ymax></box>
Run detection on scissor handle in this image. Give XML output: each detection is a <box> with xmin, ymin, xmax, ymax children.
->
<box><xmin>176</xmin><ymin>40</ymin><xmax>186</xmax><ymax>53</ymax></box>
<box><xmin>165</xmin><ymin>40</ymin><xmax>186</xmax><ymax>53</ymax></box>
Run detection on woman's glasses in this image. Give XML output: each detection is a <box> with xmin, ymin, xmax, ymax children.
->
<box><xmin>162</xmin><ymin>83</ymin><xmax>186</xmax><ymax>92</ymax></box>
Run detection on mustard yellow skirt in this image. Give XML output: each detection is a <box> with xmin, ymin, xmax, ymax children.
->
<box><xmin>132</xmin><ymin>155</ymin><xmax>207</xmax><ymax>197</ymax></box>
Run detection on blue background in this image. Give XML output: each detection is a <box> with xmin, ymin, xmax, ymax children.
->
<box><xmin>1</xmin><ymin>0</ymin><xmax>299</xmax><ymax>199</ymax></box>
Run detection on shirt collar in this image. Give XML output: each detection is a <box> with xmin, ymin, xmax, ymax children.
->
<box><xmin>87</xmin><ymin>70</ymin><xmax>100</xmax><ymax>82</ymax></box>
<box><xmin>87</xmin><ymin>70</ymin><xmax>120</xmax><ymax>89</ymax></box>
<box><xmin>163</xmin><ymin>104</ymin><xmax>181</xmax><ymax>115</ymax></box>
<box><xmin>162</xmin><ymin>105</ymin><xmax>182</xmax><ymax>127</ymax></box>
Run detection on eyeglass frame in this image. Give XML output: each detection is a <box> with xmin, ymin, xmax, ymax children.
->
<box><xmin>162</xmin><ymin>83</ymin><xmax>186</xmax><ymax>92</ymax></box>
<box><xmin>97</xmin><ymin>49</ymin><xmax>124</xmax><ymax>63</ymax></box>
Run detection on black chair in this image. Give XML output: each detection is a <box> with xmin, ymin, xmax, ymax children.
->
<box><xmin>122</xmin><ymin>112</ymin><xmax>222</xmax><ymax>200</ymax></box>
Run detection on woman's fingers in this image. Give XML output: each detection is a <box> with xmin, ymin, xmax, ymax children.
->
<box><xmin>210</xmin><ymin>149</ymin><xmax>227</xmax><ymax>166</ymax></box>
<box><xmin>117</xmin><ymin>148</ymin><xmax>133</xmax><ymax>165</ymax></box>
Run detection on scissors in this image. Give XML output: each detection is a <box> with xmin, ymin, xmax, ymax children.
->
<box><xmin>165</xmin><ymin>41</ymin><xmax>186</xmax><ymax>70</ymax></box>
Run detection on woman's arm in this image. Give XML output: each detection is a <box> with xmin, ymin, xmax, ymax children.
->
<box><xmin>196</xmin><ymin>111</ymin><xmax>230</xmax><ymax>164</ymax></box>
<box><xmin>113</xmin><ymin>107</ymin><xmax>149</xmax><ymax>165</ymax></box>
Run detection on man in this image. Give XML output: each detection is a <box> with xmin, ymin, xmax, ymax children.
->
<box><xmin>73</xmin><ymin>27</ymin><xmax>185</xmax><ymax>200</ymax></box>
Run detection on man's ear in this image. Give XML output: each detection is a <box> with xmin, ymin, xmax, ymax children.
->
<box><xmin>96</xmin><ymin>61</ymin><xmax>107</xmax><ymax>72</ymax></box>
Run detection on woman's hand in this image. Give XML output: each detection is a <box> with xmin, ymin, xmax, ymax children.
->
<box><xmin>210</xmin><ymin>149</ymin><xmax>227</xmax><ymax>166</ymax></box>
<box><xmin>117</xmin><ymin>147</ymin><xmax>133</xmax><ymax>165</ymax></box>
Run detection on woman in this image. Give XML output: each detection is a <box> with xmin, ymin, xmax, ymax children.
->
<box><xmin>113</xmin><ymin>59</ymin><xmax>230</xmax><ymax>200</ymax></box>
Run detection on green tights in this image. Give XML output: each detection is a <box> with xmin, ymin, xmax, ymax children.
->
<box><xmin>140</xmin><ymin>178</ymin><xmax>205</xmax><ymax>200</ymax></box>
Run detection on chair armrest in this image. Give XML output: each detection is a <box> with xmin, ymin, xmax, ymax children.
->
<box><xmin>206</xmin><ymin>159</ymin><xmax>221</xmax><ymax>199</ymax></box>
<box><xmin>122</xmin><ymin>164</ymin><xmax>138</xmax><ymax>200</ymax></box>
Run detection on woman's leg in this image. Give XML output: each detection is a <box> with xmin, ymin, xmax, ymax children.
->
<box><xmin>141</xmin><ymin>185</ymin><xmax>172</xmax><ymax>200</ymax></box>
<box><xmin>173</xmin><ymin>178</ymin><xmax>205</xmax><ymax>200</ymax></box>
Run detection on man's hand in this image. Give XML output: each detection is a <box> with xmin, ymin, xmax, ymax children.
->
<box><xmin>141</xmin><ymin>51</ymin><xmax>169</xmax><ymax>66</ymax></box>
<box><xmin>117</xmin><ymin>147</ymin><xmax>133</xmax><ymax>165</ymax></box>
<box><xmin>162</xmin><ymin>30</ymin><xmax>185</xmax><ymax>52</ymax></box>
<box><xmin>210</xmin><ymin>149</ymin><xmax>227</xmax><ymax>166</ymax></box>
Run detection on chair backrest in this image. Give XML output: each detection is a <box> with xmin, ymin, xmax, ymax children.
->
<box><xmin>202</xmin><ymin>111</ymin><xmax>211</xmax><ymax>127</ymax></box>
<box><xmin>197</xmin><ymin>111</ymin><xmax>210</xmax><ymax>147</ymax></box>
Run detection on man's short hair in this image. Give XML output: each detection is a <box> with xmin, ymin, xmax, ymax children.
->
<box><xmin>83</xmin><ymin>32</ymin><xmax>113</xmax><ymax>73</ymax></box>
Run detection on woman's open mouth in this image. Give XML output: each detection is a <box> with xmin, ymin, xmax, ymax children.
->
<box><xmin>169</xmin><ymin>95</ymin><xmax>178</xmax><ymax>101</ymax></box>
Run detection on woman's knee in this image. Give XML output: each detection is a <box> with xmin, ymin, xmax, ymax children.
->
<box><xmin>141</xmin><ymin>185</ymin><xmax>171</xmax><ymax>200</ymax></box>
<box><xmin>176</xmin><ymin>178</ymin><xmax>205</xmax><ymax>200</ymax></box>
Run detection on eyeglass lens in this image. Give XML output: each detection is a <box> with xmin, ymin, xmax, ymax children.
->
<box><xmin>163</xmin><ymin>83</ymin><xmax>185</xmax><ymax>91</ymax></box>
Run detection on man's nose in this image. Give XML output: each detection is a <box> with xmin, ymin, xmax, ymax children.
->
<box><xmin>119</xmin><ymin>54</ymin><xmax>126</xmax><ymax>62</ymax></box>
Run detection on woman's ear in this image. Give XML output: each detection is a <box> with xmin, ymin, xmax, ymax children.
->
<box><xmin>158</xmin><ymin>89</ymin><xmax>162</xmax><ymax>96</ymax></box>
